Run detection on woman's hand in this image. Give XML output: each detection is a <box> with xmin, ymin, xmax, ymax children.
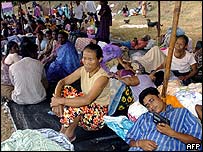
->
<box><xmin>52</xmin><ymin>105</ymin><xmax>64</xmax><ymax>117</ymax></box>
<box><xmin>50</xmin><ymin>95</ymin><xmax>64</xmax><ymax>107</ymax></box>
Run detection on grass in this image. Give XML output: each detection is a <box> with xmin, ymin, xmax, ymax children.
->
<box><xmin>14</xmin><ymin>1</ymin><xmax>202</xmax><ymax>47</ymax></box>
<box><xmin>110</xmin><ymin>1</ymin><xmax>202</xmax><ymax>47</ymax></box>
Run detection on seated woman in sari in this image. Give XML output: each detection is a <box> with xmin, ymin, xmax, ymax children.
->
<box><xmin>46</xmin><ymin>31</ymin><xmax>81</xmax><ymax>83</ymax></box>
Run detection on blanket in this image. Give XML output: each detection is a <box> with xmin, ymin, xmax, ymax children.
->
<box><xmin>1</xmin><ymin>129</ymin><xmax>69</xmax><ymax>151</ymax></box>
<box><xmin>136</xmin><ymin>46</ymin><xmax>166</xmax><ymax>73</ymax></box>
<box><xmin>5</xmin><ymin>79</ymin><xmax>129</xmax><ymax>151</ymax></box>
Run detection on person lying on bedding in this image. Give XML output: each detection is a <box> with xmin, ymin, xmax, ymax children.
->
<box><xmin>108</xmin><ymin>57</ymin><xmax>170</xmax><ymax>116</ymax></box>
<box><xmin>125</xmin><ymin>87</ymin><xmax>202</xmax><ymax>151</ymax></box>
<box><xmin>112</xmin><ymin>35</ymin><xmax>150</xmax><ymax>50</ymax></box>
<box><xmin>50</xmin><ymin>43</ymin><xmax>111</xmax><ymax>142</ymax></box>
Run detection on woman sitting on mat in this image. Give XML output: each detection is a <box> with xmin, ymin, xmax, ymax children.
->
<box><xmin>50</xmin><ymin>43</ymin><xmax>111</xmax><ymax>142</ymax></box>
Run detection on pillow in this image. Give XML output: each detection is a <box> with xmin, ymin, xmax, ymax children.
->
<box><xmin>128</xmin><ymin>101</ymin><xmax>148</xmax><ymax>122</ymax></box>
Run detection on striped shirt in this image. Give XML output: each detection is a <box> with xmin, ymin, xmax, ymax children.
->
<box><xmin>125</xmin><ymin>105</ymin><xmax>202</xmax><ymax>151</ymax></box>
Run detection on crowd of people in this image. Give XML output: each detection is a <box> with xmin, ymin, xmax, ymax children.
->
<box><xmin>1</xmin><ymin>1</ymin><xmax>202</xmax><ymax>151</ymax></box>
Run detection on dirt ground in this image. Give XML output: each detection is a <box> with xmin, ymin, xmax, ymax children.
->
<box><xmin>1</xmin><ymin>105</ymin><xmax>15</xmax><ymax>142</ymax></box>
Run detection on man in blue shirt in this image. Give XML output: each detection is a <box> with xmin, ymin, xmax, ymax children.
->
<box><xmin>125</xmin><ymin>87</ymin><xmax>202</xmax><ymax>151</ymax></box>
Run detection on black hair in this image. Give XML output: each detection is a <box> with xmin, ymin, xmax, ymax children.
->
<box><xmin>195</xmin><ymin>41</ymin><xmax>202</xmax><ymax>50</ymax></box>
<box><xmin>6</xmin><ymin>41</ymin><xmax>18</xmax><ymax>56</ymax></box>
<box><xmin>117</xmin><ymin>63</ymin><xmax>125</xmax><ymax>70</ymax></box>
<box><xmin>36</xmin><ymin>19</ymin><xmax>44</xmax><ymax>25</ymax></box>
<box><xmin>139</xmin><ymin>87</ymin><xmax>159</xmax><ymax>106</ymax></box>
<box><xmin>45</xmin><ymin>29</ymin><xmax>52</xmax><ymax>35</ymax></box>
<box><xmin>52</xmin><ymin>29</ymin><xmax>59</xmax><ymax>34</ymax></box>
<box><xmin>153</xmin><ymin>70</ymin><xmax>164</xmax><ymax>87</ymax></box>
<box><xmin>176</xmin><ymin>35</ymin><xmax>189</xmax><ymax>45</ymax></box>
<box><xmin>142</xmin><ymin>35</ymin><xmax>151</xmax><ymax>41</ymax></box>
<box><xmin>20</xmin><ymin>38</ymin><xmax>38</xmax><ymax>58</ymax></box>
<box><xmin>36</xmin><ymin>30</ymin><xmax>44</xmax><ymax>35</ymax></box>
<box><xmin>83</xmin><ymin>42</ymin><xmax>103</xmax><ymax>59</ymax></box>
<box><xmin>58</xmin><ymin>30</ymin><xmax>68</xmax><ymax>40</ymax></box>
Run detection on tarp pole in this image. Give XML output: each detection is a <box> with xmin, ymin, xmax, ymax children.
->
<box><xmin>157</xmin><ymin>1</ymin><xmax>161</xmax><ymax>46</ymax></box>
<box><xmin>161</xmin><ymin>1</ymin><xmax>182</xmax><ymax>98</ymax></box>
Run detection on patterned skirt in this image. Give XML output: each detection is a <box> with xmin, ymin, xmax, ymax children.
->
<box><xmin>60</xmin><ymin>85</ymin><xmax>108</xmax><ymax>131</ymax></box>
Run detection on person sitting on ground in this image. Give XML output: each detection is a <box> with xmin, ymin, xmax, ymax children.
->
<box><xmin>35</xmin><ymin>30</ymin><xmax>47</xmax><ymax>53</ymax></box>
<box><xmin>50</xmin><ymin>43</ymin><xmax>111</xmax><ymax>142</ymax></box>
<box><xmin>13</xmin><ymin>21</ymin><xmax>24</xmax><ymax>35</ymax></box>
<box><xmin>3</xmin><ymin>41</ymin><xmax>22</xmax><ymax>65</ymax></box>
<box><xmin>40</xmin><ymin>29</ymin><xmax>59</xmax><ymax>66</ymax></box>
<box><xmin>38</xmin><ymin>29</ymin><xmax>54</xmax><ymax>61</ymax></box>
<box><xmin>33</xmin><ymin>19</ymin><xmax>46</xmax><ymax>35</ymax></box>
<box><xmin>22</xmin><ymin>18</ymin><xmax>32</xmax><ymax>34</ymax></box>
<box><xmin>45</xmin><ymin>30</ymin><xmax>80</xmax><ymax>83</ymax></box>
<box><xmin>1</xmin><ymin>41</ymin><xmax>22</xmax><ymax>100</ymax></box>
<box><xmin>191</xmin><ymin>41</ymin><xmax>202</xmax><ymax>83</ymax></box>
<box><xmin>44</xmin><ymin>17</ymin><xmax>52</xmax><ymax>29</ymax></box>
<box><xmin>8</xmin><ymin>38</ymin><xmax>48</xmax><ymax>104</ymax></box>
<box><xmin>80</xmin><ymin>19</ymin><xmax>90</xmax><ymax>33</ymax></box>
<box><xmin>155</xmin><ymin>35</ymin><xmax>198</xmax><ymax>86</ymax></box>
<box><xmin>1</xmin><ymin>22</ymin><xmax>11</xmax><ymax>38</ymax></box>
<box><xmin>125</xmin><ymin>87</ymin><xmax>202</xmax><ymax>151</ymax></box>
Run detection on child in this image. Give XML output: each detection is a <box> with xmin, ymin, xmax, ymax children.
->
<box><xmin>4</xmin><ymin>41</ymin><xmax>22</xmax><ymax>65</ymax></box>
<box><xmin>1</xmin><ymin>41</ymin><xmax>22</xmax><ymax>100</ymax></box>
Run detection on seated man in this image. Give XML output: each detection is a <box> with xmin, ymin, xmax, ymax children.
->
<box><xmin>125</xmin><ymin>87</ymin><xmax>202</xmax><ymax>151</ymax></box>
<box><xmin>9</xmin><ymin>38</ymin><xmax>48</xmax><ymax>105</ymax></box>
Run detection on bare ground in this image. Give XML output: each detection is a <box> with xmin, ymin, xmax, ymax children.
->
<box><xmin>1</xmin><ymin>105</ymin><xmax>15</xmax><ymax>142</ymax></box>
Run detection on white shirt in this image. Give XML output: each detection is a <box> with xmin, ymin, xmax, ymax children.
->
<box><xmin>85</xmin><ymin>1</ymin><xmax>97</xmax><ymax>13</ymax></box>
<box><xmin>165</xmin><ymin>49</ymin><xmax>197</xmax><ymax>73</ymax></box>
<box><xmin>35</xmin><ymin>38</ymin><xmax>48</xmax><ymax>52</ymax></box>
<box><xmin>74</xmin><ymin>4</ymin><xmax>84</xmax><ymax>20</ymax></box>
<box><xmin>4</xmin><ymin>53</ymin><xmax>22</xmax><ymax>65</ymax></box>
<box><xmin>9</xmin><ymin>57</ymin><xmax>47</xmax><ymax>104</ymax></box>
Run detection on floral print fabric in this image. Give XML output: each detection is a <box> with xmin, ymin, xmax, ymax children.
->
<box><xmin>60</xmin><ymin>85</ymin><xmax>108</xmax><ymax>131</ymax></box>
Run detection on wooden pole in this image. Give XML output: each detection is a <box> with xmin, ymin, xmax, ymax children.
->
<box><xmin>157</xmin><ymin>1</ymin><xmax>161</xmax><ymax>46</ymax></box>
<box><xmin>161</xmin><ymin>1</ymin><xmax>182</xmax><ymax>98</ymax></box>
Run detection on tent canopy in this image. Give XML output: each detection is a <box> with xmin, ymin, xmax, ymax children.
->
<box><xmin>1</xmin><ymin>2</ymin><xmax>13</xmax><ymax>9</ymax></box>
<box><xmin>1</xmin><ymin>2</ymin><xmax>13</xmax><ymax>18</ymax></box>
